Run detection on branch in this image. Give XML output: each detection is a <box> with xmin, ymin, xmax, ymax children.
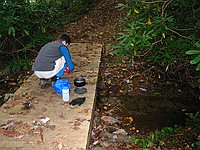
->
<box><xmin>165</xmin><ymin>26</ymin><xmax>192</xmax><ymax>40</ymax></box>
<box><xmin>161</xmin><ymin>0</ymin><xmax>171</xmax><ymax>17</ymax></box>
<box><xmin>122</xmin><ymin>66</ymin><xmax>155</xmax><ymax>82</ymax></box>
<box><xmin>140</xmin><ymin>0</ymin><xmax>167</xmax><ymax>4</ymax></box>
<box><xmin>175</xmin><ymin>28</ymin><xmax>195</xmax><ymax>31</ymax></box>
<box><xmin>0</xmin><ymin>48</ymin><xmax>38</xmax><ymax>56</ymax></box>
<box><xmin>141</xmin><ymin>37</ymin><xmax>164</xmax><ymax>57</ymax></box>
<box><xmin>0</xmin><ymin>51</ymin><xmax>15</xmax><ymax>58</ymax></box>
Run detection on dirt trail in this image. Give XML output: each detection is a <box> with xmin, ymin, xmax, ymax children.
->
<box><xmin>61</xmin><ymin>0</ymin><xmax>127</xmax><ymax>45</ymax></box>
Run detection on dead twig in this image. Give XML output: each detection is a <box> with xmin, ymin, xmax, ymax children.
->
<box><xmin>122</xmin><ymin>66</ymin><xmax>155</xmax><ymax>83</ymax></box>
<box><xmin>165</xmin><ymin>26</ymin><xmax>192</xmax><ymax>40</ymax></box>
<box><xmin>39</xmin><ymin>128</ymin><xmax>44</xmax><ymax>143</ymax></box>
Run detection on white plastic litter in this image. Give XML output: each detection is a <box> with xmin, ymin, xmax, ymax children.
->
<box><xmin>140</xmin><ymin>88</ymin><xmax>147</xmax><ymax>92</ymax></box>
<box><xmin>40</xmin><ymin>117</ymin><xmax>50</xmax><ymax>124</ymax></box>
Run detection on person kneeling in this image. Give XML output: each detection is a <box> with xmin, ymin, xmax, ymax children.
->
<box><xmin>32</xmin><ymin>33</ymin><xmax>74</xmax><ymax>88</ymax></box>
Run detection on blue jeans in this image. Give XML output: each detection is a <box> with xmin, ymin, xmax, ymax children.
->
<box><xmin>56</xmin><ymin>63</ymin><xmax>67</xmax><ymax>78</ymax></box>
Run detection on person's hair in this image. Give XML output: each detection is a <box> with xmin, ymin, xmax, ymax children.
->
<box><xmin>58</xmin><ymin>33</ymin><xmax>71</xmax><ymax>44</ymax></box>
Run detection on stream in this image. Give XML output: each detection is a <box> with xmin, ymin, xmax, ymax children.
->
<box><xmin>98</xmin><ymin>84</ymin><xmax>200</xmax><ymax>132</ymax></box>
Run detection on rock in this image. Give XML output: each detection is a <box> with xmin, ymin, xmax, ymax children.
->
<box><xmin>113</xmin><ymin>129</ymin><xmax>127</xmax><ymax>135</ymax></box>
<box><xmin>99</xmin><ymin>132</ymin><xmax>113</xmax><ymax>139</ymax></box>
<box><xmin>98</xmin><ymin>81</ymin><xmax>106</xmax><ymax>90</ymax></box>
<box><xmin>114</xmin><ymin>134</ymin><xmax>130</xmax><ymax>143</ymax></box>
<box><xmin>93</xmin><ymin>146</ymin><xmax>105</xmax><ymax>150</ymax></box>
<box><xmin>4</xmin><ymin>93</ymin><xmax>14</xmax><ymax>101</ymax></box>
<box><xmin>107</xmin><ymin>96</ymin><xmax>120</xmax><ymax>106</ymax></box>
<box><xmin>0</xmin><ymin>65</ymin><xmax>11</xmax><ymax>76</ymax></box>
<box><xmin>101</xmin><ymin>116</ymin><xmax>120</xmax><ymax>125</ymax></box>
<box><xmin>99</xmin><ymin>141</ymin><xmax>111</xmax><ymax>148</ymax></box>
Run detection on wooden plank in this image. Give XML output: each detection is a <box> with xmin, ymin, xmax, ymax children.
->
<box><xmin>0</xmin><ymin>43</ymin><xmax>102</xmax><ymax>150</ymax></box>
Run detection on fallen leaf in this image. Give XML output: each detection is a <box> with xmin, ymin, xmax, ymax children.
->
<box><xmin>38</xmin><ymin>115</ymin><xmax>45</xmax><ymax>119</ymax></box>
<box><xmin>71</xmin><ymin>126</ymin><xmax>80</xmax><ymax>130</ymax></box>
<box><xmin>147</xmin><ymin>17</ymin><xmax>152</xmax><ymax>24</ymax></box>
<box><xmin>15</xmin><ymin>134</ymin><xmax>24</xmax><ymax>139</ymax></box>
<box><xmin>134</xmin><ymin>8</ymin><xmax>139</xmax><ymax>14</ymax></box>
<box><xmin>107</xmin><ymin>79</ymin><xmax>111</xmax><ymax>84</ymax></box>
<box><xmin>8</xmin><ymin>82</ymin><xmax>17</xmax><ymax>86</ymax></box>
<box><xmin>79</xmin><ymin>108</ymin><xmax>89</xmax><ymax>113</ymax></box>
<box><xmin>139</xmin><ymin>75</ymin><xmax>144</xmax><ymax>81</ymax></box>
<box><xmin>130</xmin><ymin>127</ymin><xmax>136</xmax><ymax>131</ymax></box>
<box><xmin>119</xmin><ymin>89</ymin><xmax>123</xmax><ymax>93</ymax></box>
<box><xmin>0</xmin><ymin>130</ymin><xmax>19</xmax><ymax>137</ymax></box>
<box><xmin>58</xmin><ymin>142</ymin><xmax>63</xmax><ymax>149</ymax></box>
<box><xmin>124</xmin><ymin>117</ymin><xmax>133</xmax><ymax>123</ymax></box>
<box><xmin>74</xmin><ymin>120</ymin><xmax>81</xmax><ymax>126</ymax></box>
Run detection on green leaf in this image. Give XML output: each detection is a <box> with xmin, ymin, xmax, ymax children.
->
<box><xmin>120</xmin><ymin>37</ymin><xmax>128</xmax><ymax>45</ymax></box>
<box><xmin>147</xmin><ymin>29</ymin><xmax>154</xmax><ymax>35</ymax></box>
<box><xmin>127</xmin><ymin>9</ymin><xmax>132</xmax><ymax>17</ymax></box>
<box><xmin>195</xmin><ymin>141</ymin><xmax>200</xmax><ymax>146</ymax></box>
<box><xmin>196</xmin><ymin>63</ymin><xmax>200</xmax><ymax>71</ymax></box>
<box><xmin>136</xmin><ymin>40</ymin><xmax>141</xmax><ymax>44</ymax></box>
<box><xmin>111</xmin><ymin>45</ymin><xmax>122</xmax><ymax>49</ymax></box>
<box><xmin>190</xmin><ymin>55</ymin><xmax>200</xmax><ymax>64</ymax></box>
<box><xmin>123</xmin><ymin>28</ymin><xmax>132</xmax><ymax>32</ymax></box>
<box><xmin>144</xmin><ymin>40</ymin><xmax>152</xmax><ymax>46</ymax></box>
<box><xmin>186</xmin><ymin>50</ymin><xmax>200</xmax><ymax>55</ymax></box>
<box><xmin>118</xmin><ymin>32</ymin><xmax>128</xmax><ymax>37</ymax></box>
<box><xmin>116</xmin><ymin>36</ymin><xmax>125</xmax><ymax>40</ymax></box>
<box><xmin>115</xmin><ymin>3</ymin><xmax>125</xmax><ymax>9</ymax></box>
<box><xmin>166</xmin><ymin>16</ymin><xmax>174</xmax><ymax>22</ymax></box>
<box><xmin>23</xmin><ymin>29</ymin><xmax>29</xmax><ymax>35</ymax></box>
<box><xmin>196</xmin><ymin>42</ymin><xmax>200</xmax><ymax>48</ymax></box>
<box><xmin>8</xmin><ymin>27</ymin><xmax>15</xmax><ymax>37</ymax></box>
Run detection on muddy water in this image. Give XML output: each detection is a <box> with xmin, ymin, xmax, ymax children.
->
<box><xmin>113</xmin><ymin>85</ymin><xmax>200</xmax><ymax>132</ymax></box>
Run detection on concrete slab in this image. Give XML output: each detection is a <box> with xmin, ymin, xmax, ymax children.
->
<box><xmin>0</xmin><ymin>43</ymin><xmax>102</xmax><ymax>150</ymax></box>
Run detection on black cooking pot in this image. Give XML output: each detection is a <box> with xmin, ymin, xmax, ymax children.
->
<box><xmin>74</xmin><ymin>77</ymin><xmax>86</xmax><ymax>87</ymax></box>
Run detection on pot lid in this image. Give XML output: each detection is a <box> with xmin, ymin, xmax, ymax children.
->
<box><xmin>74</xmin><ymin>87</ymin><xmax>87</xmax><ymax>94</ymax></box>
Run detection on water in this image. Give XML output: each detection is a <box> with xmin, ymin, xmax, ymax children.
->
<box><xmin>112</xmin><ymin>85</ymin><xmax>200</xmax><ymax>132</ymax></box>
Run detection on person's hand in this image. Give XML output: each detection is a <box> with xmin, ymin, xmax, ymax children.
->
<box><xmin>64</xmin><ymin>67</ymin><xmax>70</xmax><ymax>74</ymax></box>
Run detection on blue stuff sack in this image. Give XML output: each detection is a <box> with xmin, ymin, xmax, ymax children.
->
<box><xmin>53</xmin><ymin>79</ymin><xmax>71</xmax><ymax>94</ymax></box>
